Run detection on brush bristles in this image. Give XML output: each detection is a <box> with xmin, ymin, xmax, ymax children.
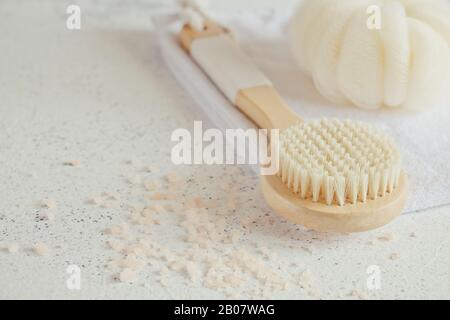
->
<box><xmin>279</xmin><ymin>119</ymin><xmax>402</xmax><ymax>206</ymax></box>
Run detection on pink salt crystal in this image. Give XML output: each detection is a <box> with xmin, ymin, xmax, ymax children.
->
<box><xmin>223</xmin><ymin>274</ymin><xmax>244</xmax><ymax>288</ymax></box>
<box><xmin>184</xmin><ymin>261</ymin><xmax>201</xmax><ymax>282</ymax></box>
<box><xmin>298</xmin><ymin>269</ymin><xmax>314</xmax><ymax>288</ymax></box>
<box><xmin>109</xmin><ymin>223</ymin><xmax>129</xmax><ymax>236</ymax></box>
<box><xmin>33</xmin><ymin>242</ymin><xmax>49</xmax><ymax>256</ymax></box>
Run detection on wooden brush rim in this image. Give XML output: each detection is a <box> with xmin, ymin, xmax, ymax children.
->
<box><xmin>261</xmin><ymin>172</ymin><xmax>409</xmax><ymax>233</ymax></box>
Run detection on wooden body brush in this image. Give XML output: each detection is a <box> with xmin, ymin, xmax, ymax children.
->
<box><xmin>179</xmin><ymin>20</ymin><xmax>408</xmax><ymax>233</ymax></box>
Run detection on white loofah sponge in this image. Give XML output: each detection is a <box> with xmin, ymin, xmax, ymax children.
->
<box><xmin>289</xmin><ymin>0</ymin><xmax>450</xmax><ymax>110</ymax></box>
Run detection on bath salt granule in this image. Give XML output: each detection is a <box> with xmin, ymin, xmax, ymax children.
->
<box><xmin>7</xmin><ymin>243</ymin><xmax>20</xmax><ymax>254</ymax></box>
<box><xmin>33</xmin><ymin>242</ymin><xmax>49</xmax><ymax>256</ymax></box>
<box><xmin>297</xmin><ymin>269</ymin><xmax>314</xmax><ymax>289</ymax></box>
<box><xmin>109</xmin><ymin>223</ymin><xmax>129</xmax><ymax>236</ymax></box>
<box><xmin>184</xmin><ymin>261</ymin><xmax>201</xmax><ymax>282</ymax></box>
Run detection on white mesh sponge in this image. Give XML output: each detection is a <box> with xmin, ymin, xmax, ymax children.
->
<box><xmin>289</xmin><ymin>0</ymin><xmax>450</xmax><ymax>110</ymax></box>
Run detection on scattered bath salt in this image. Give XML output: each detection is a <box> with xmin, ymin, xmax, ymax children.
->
<box><xmin>109</xmin><ymin>223</ymin><xmax>129</xmax><ymax>236</ymax></box>
<box><xmin>7</xmin><ymin>243</ymin><xmax>20</xmax><ymax>254</ymax></box>
<box><xmin>204</xmin><ymin>274</ymin><xmax>228</xmax><ymax>290</ymax></box>
<box><xmin>389</xmin><ymin>253</ymin><xmax>400</xmax><ymax>260</ymax></box>
<box><xmin>184</xmin><ymin>261</ymin><xmax>201</xmax><ymax>282</ymax></box>
<box><xmin>169</xmin><ymin>260</ymin><xmax>185</xmax><ymax>272</ymax></box>
<box><xmin>41</xmin><ymin>199</ymin><xmax>57</xmax><ymax>209</ymax></box>
<box><xmin>350</xmin><ymin>289</ymin><xmax>369</xmax><ymax>300</ymax></box>
<box><xmin>63</xmin><ymin>160</ymin><xmax>81</xmax><ymax>167</ymax></box>
<box><xmin>223</xmin><ymin>274</ymin><xmax>244</xmax><ymax>288</ymax></box>
<box><xmin>378</xmin><ymin>233</ymin><xmax>395</xmax><ymax>242</ymax></box>
<box><xmin>158</xmin><ymin>271</ymin><xmax>169</xmax><ymax>287</ymax></box>
<box><xmin>33</xmin><ymin>242</ymin><xmax>49</xmax><ymax>256</ymax></box>
<box><xmin>119</xmin><ymin>268</ymin><xmax>137</xmax><ymax>283</ymax></box>
<box><xmin>102</xmin><ymin>165</ymin><xmax>316</xmax><ymax>298</ymax></box>
<box><xmin>297</xmin><ymin>269</ymin><xmax>314</xmax><ymax>289</ymax></box>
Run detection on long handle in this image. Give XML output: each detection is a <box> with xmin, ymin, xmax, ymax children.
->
<box><xmin>179</xmin><ymin>22</ymin><xmax>300</xmax><ymax>131</ymax></box>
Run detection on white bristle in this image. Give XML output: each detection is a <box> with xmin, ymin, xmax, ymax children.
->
<box><xmin>279</xmin><ymin>119</ymin><xmax>402</xmax><ymax>206</ymax></box>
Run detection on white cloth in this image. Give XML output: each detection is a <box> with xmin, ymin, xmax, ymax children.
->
<box><xmin>155</xmin><ymin>11</ymin><xmax>450</xmax><ymax>213</ymax></box>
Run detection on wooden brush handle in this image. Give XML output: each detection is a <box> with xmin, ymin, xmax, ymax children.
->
<box><xmin>179</xmin><ymin>22</ymin><xmax>300</xmax><ymax>131</ymax></box>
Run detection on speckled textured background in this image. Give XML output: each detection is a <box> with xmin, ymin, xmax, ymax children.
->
<box><xmin>0</xmin><ymin>0</ymin><xmax>449</xmax><ymax>299</ymax></box>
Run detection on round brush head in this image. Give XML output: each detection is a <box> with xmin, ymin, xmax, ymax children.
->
<box><xmin>279</xmin><ymin>119</ymin><xmax>402</xmax><ymax>206</ymax></box>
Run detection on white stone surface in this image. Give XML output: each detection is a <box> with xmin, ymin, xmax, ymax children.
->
<box><xmin>0</xmin><ymin>0</ymin><xmax>449</xmax><ymax>300</ymax></box>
